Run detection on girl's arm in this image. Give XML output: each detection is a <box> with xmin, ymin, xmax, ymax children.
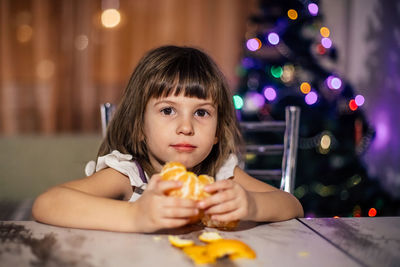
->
<box><xmin>32</xmin><ymin>168</ymin><xmax>138</xmax><ymax>232</ymax></box>
<box><xmin>198</xmin><ymin>166</ymin><xmax>304</xmax><ymax>222</ymax></box>
<box><xmin>32</xmin><ymin>169</ymin><xmax>198</xmax><ymax>232</ymax></box>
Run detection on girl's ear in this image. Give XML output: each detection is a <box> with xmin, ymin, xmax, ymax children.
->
<box><xmin>213</xmin><ymin>136</ymin><xmax>218</xmax><ymax>144</ymax></box>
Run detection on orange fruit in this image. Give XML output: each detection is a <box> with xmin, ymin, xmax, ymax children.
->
<box><xmin>160</xmin><ymin>162</ymin><xmax>214</xmax><ymax>201</ymax></box>
<box><xmin>201</xmin><ymin>214</ymin><xmax>239</xmax><ymax>230</ymax></box>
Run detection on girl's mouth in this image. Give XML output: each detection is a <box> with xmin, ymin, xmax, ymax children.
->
<box><xmin>171</xmin><ymin>144</ymin><xmax>197</xmax><ymax>152</ymax></box>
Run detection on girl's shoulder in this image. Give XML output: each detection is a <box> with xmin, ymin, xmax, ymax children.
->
<box><xmin>85</xmin><ymin>150</ymin><xmax>149</xmax><ymax>186</ymax></box>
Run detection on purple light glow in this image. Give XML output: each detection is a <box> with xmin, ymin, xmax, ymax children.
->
<box><xmin>267</xmin><ymin>33</ymin><xmax>280</xmax><ymax>45</ymax></box>
<box><xmin>246</xmin><ymin>38</ymin><xmax>261</xmax><ymax>51</ymax></box>
<box><xmin>331</xmin><ymin>77</ymin><xmax>342</xmax><ymax>89</ymax></box>
<box><xmin>374</xmin><ymin>118</ymin><xmax>390</xmax><ymax>149</ymax></box>
<box><xmin>326</xmin><ymin>75</ymin><xmax>342</xmax><ymax>90</ymax></box>
<box><xmin>355</xmin><ymin>95</ymin><xmax>365</xmax><ymax>106</ymax></box>
<box><xmin>321</xmin><ymin>37</ymin><xmax>332</xmax><ymax>49</ymax></box>
<box><xmin>241</xmin><ymin>57</ymin><xmax>254</xmax><ymax>69</ymax></box>
<box><xmin>308</xmin><ymin>3</ymin><xmax>319</xmax><ymax>16</ymax></box>
<box><xmin>305</xmin><ymin>91</ymin><xmax>318</xmax><ymax>105</ymax></box>
<box><xmin>243</xmin><ymin>92</ymin><xmax>265</xmax><ymax>112</ymax></box>
<box><xmin>263</xmin><ymin>86</ymin><xmax>277</xmax><ymax>101</ymax></box>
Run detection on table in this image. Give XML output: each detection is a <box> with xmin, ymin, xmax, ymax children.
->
<box><xmin>1</xmin><ymin>217</ymin><xmax>399</xmax><ymax>267</ymax></box>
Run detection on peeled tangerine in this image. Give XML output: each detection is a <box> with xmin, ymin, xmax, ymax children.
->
<box><xmin>160</xmin><ymin>162</ymin><xmax>238</xmax><ymax>229</ymax></box>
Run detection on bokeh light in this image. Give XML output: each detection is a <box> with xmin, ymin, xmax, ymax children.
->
<box><xmin>321</xmin><ymin>37</ymin><xmax>332</xmax><ymax>49</ymax></box>
<box><xmin>101</xmin><ymin>9</ymin><xmax>121</xmax><ymax>28</ymax></box>
<box><xmin>305</xmin><ymin>91</ymin><xmax>318</xmax><ymax>105</ymax></box>
<box><xmin>308</xmin><ymin>3</ymin><xmax>319</xmax><ymax>16</ymax></box>
<box><xmin>263</xmin><ymin>86</ymin><xmax>277</xmax><ymax>101</ymax></box>
<box><xmin>368</xmin><ymin>208</ymin><xmax>377</xmax><ymax>217</ymax></box>
<box><xmin>320</xmin><ymin>134</ymin><xmax>331</xmax><ymax>149</ymax></box>
<box><xmin>320</xmin><ymin>27</ymin><xmax>330</xmax><ymax>37</ymax></box>
<box><xmin>17</xmin><ymin>24</ymin><xmax>33</xmax><ymax>43</ymax></box>
<box><xmin>75</xmin><ymin>34</ymin><xmax>89</xmax><ymax>50</ymax></box>
<box><xmin>270</xmin><ymin>66</ymin><xmax>283</xmax><ymax>78</ymax></box>
<box><xmin>267</xmin><ymin>32</ymin><xmax>280</xmax><ymax>45</ymax></box>
<box><xmin>326</xmin><ymin>75</ymin><xmax>342</xmax><ymax>90</ymax></box>
<box><xmin>246</xmin><ymin>38</ymin><xmax>262</xmax><ymax>51</ymax></box>
<box><xmin>317</xmin><ymin>44</ymin><xmax>326</xmax><ymax>55</ymax></box>
<box><xmin>281</xmin><ymin>64</ymin><xmax>295</xmax><ymax>83</ymax></box>
<box><xmin>349</xmin><ymin>99</ymin><xmax>358</xmax><ymax>111</ymax></box>
<box><xmin>287</xmin><ymin>9</ymin><xmax>298</xmax><ymax>20</ymax></box>
<box><xmin>300</xmin><ymin>82</ymin><xmax>311</xmax><ymax>94</ymax></box>
<box><xmin>355</xmin><ymin>95</ymin><xmax>365</xmax><ymax>106</ymax></box>
<box><xmin>233</xmin><ymin>95</ymin><xmax>244</xmax><ymax>109</ymax></box>
<box><xmin>243</xmin><ymin>92</ymin><xmax>265</xmax><ymax>112</ymax></box>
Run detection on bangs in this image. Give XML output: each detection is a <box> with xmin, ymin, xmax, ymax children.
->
<box><xmin>146</xmin><ymin>47</ymin><xmax>220</xmax><ymax>102</ymax></box>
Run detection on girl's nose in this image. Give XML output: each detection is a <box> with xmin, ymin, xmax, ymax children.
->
<box><xmin>176</xmin><ymin>116</ymin><xmax>194</xmax><ymax>135</ymax></box>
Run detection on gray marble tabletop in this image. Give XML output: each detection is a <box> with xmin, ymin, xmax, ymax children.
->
<box><xmin>0</xmin><ymin>219</ymin><xmax>367</xmax><ymax>267</ymax></box>
<box><xmin>299</xmin><ymin>217</ymin><xmax>400</xmax><ymax>267</ymax></box>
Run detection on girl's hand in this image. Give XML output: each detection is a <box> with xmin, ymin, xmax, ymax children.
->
<box><xmin>134</xmin><ymin>174</ymin><xmax>199</xmax><ymax>232</ymax></box>
<box><xmin>197</xmin><ymin>179</ymin><xmax>255</xmax><ymax>222</ymax></box>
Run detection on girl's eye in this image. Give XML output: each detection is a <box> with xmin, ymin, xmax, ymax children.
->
<box><xmin>194</xmin><ymin>109</ymin><xmax>210</xmax><ymax>117</ymax></box>
<box><xmin>160</xmin><ymin>107</ymin><xmax>175</xmax><ymax>115</ymax></box>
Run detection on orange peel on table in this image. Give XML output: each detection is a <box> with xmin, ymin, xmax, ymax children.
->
<box><xmin>168</xmin><ymin>233</ymin><xmax>256</xmax><ymax>265</ymax></box>
<box><xmin>160</xmin><ymin>162</ymin><xmax>238</xmax><ymax>229</ymax></box>
<box><xmin>168</xmin><ymin>235</ymin><xmax>194</xmax><ymax>248</ymax></box>
<box><xmin>198</xmin><ymin>231</ymin><xmax>223</xmax><ymax>243</ymax></box>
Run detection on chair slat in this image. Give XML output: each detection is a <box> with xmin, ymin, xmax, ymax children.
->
<box><xmin>245</xmin><ymin>144</ymin><xmax>284</xmax><ymax>155</ymax></box>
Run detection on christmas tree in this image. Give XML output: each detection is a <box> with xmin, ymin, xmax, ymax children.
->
<box><xmin>234</xmin><ymin>0</ymin><xmax>397</xmax><ymax>217</ymax></box>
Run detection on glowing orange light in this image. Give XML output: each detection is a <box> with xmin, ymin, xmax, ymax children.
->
<box><xmin>101</xmin><ymin>9</ymin><xmax>121</xmax><ymax>28</ymax></box>
<box><xmin>300</xmin><ymin>82</ymin><xmax>311</xmax><ymax>94</ymax></box>
<box><xmin>333</xmin><ymin>216</ymin><xmax>340</xmax><ymax>219</ymax></box>
<box><xmin>288</xmin><ymin>9</ymin><xmax>298</xmax><ymax>20</ymax></box>
<box><xmin>320</xmin><ymin>27</ymin><xmax>330</xmax><ymax>37</ymax></box>
<box><xmin>349</xmin><ymin>99</ymin><xmax>358</xmax><ymax>111</ymax></box>
<box><xmin>368</xmin><ymin>208</ymin><xmax>377</xmax><ymax>217</ymax></box>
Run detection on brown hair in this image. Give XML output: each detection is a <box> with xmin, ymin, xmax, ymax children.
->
<box><xmin>98</xmin><ymin>45</ymin><xmax>242</xmax><ymax>177</ymax></box>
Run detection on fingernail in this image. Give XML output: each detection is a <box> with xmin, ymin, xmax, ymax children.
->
<box><xmin>198</xmin><ymin>201</ymin><xmax>205</xmax><ymax>208</ymax></box>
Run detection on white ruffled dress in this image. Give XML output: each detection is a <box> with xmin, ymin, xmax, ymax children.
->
<box><xmin>85</xmin><ymin>150</ymin><xmax>238</xmax><ymax>202</ymax></box>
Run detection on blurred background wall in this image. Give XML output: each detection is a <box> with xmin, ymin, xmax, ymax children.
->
<box><xmin>0</xmin><ymin>0</ymin><xmax>257</xmax><ymax>134</ymax></box>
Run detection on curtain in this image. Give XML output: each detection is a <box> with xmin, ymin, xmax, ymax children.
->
<box><xmin>0</xmin><ymin>0</ymin><xmax>257</xmax><ymax>134</ymax></box>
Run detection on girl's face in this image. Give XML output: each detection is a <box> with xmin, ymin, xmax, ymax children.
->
<box><xmin>143</xmin><ymin>93</ymin><xmax>218</xmax><ymax>172</ymax></box>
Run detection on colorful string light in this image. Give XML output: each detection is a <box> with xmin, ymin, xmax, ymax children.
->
<box><xmin>246</xmin><ymin>38</ymin><xmax>262</xmax><ymax>51</ymax></box>
<box><xmin>321</xmin><ymin>37</ymin><xmax>332</xmax><ymax>49</ymax></box>
<box><xmin>320</xmin><ymin>27</ymin><xmax>330</xmax><ymax>37</ymax></box>
<box><xmin>233</xmin><ymin>95</ymin><xmax>244</xmax><ymax>110</ymax></box>
<box><xmin>355</xmin><ymin>95</ymin><xmax>365</xmax><ymax>106</ymax></box>
<box><xmin>287</xmin><ymin>9</ymin><xmax>298</xmax><ymax>20</ymax></box>
<box><xmin>267</xmin><ymin>32</ymin><xmax>280</xmax><ymax>45</ymax></box>
<box><xmin>305</xmin><ymin>91</ymin><xmax>318</xmax><ymax>105</ymax></box>
<box><xmin>300</xmin><ymin>82</ymin><xmax>311</xmax><ymax>94</ymax></box>
<box><xmin>308</xmin><ymin>3</ymin><xmax>319</xmax><ymax>16</ymax></box>
<box><xmin>263</xmin><ymin>86</ymin><xmax>277</xmax><ymax>101</ymax></box>
<box><xmin>349</xmin><ymin>99</ymin><xmax>358</xmax><ymax>111</ymax></box>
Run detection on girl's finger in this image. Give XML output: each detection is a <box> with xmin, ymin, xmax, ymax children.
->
<box><xmin>209</xmin><ymin>209</ymin><xmax>243</xmax><ymax>222</ymax></box>
<box><xmin>204</xmin><ymin>199</ymin><xmax>237</xmax><ymax>215</ymax></box>
<box><xmin>198</xmin><ymin>189</ymin><xmax>235</xmax><ymax>209</ymax></box>
<box><xmin>154</xmin><ymin>180</ymin><xmax>182</xmax><ymax>195</ymax></box>
<box><xmin>146</xmin><ymin>174</ymin><xmax>162</xmax><ymax>190</ymax></box>
<box><xmin>204</xmin><ymin>179</ymin><xmax>234</xmax><ymax>193</ymax></box>
<box><xmin>163</xmin><ymin>197</ymin><xmax>198</xmax><ymax>208</ymax></box>
<box><xmin>162</xmin><ymin>206</ymin><xmax>199</xmax><ymax>219</ymax></box>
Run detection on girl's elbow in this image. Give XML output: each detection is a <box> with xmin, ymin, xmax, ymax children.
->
<box><xmin>32</xmin><ymin>191</ymin><xmax>52</xmax><ymax>222</ymax></box>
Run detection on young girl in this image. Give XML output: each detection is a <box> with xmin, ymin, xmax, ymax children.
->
<box><xmin>32</xmin><ymin>45</ymin><xmax>303</xmax><ymax>233</ymax></box>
